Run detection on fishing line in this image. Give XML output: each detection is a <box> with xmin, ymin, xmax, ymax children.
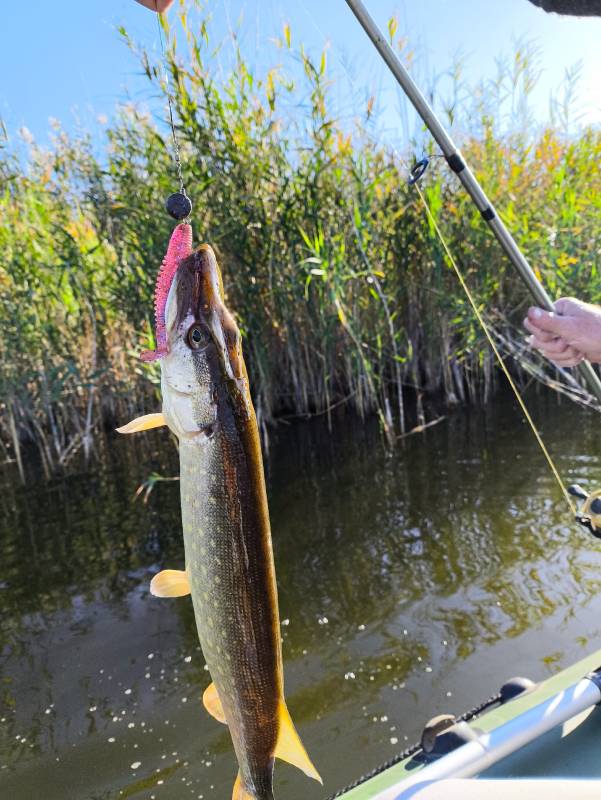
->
<box><xmin>410</xmin><ymin>174</ymin><xmax>576</xmax><ymax>516</ymax></box>
<box><xmin>138</xmin><ymin>4</ymin><xmax>194</xmax><ymax>363</ymax></box>
<box><xmin>153</xmin><ymin>1</ymin><xmax>189</xmax><ymax>209</ymax></box>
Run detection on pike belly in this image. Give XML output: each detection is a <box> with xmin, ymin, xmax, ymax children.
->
<box><xmin>179</xmin><ymin>431</ymin><xmax>281</xmax><ymax>792</ymax></box>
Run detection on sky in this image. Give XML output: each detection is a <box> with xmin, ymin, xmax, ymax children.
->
<box><xmin>1</xmin><ymin>0</ymin><xmax>600</xmax><ymax>155</ymax></box>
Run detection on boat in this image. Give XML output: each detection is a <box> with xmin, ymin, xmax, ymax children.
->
<box><xmin>334</xmin><ymin>649</ymin><xmax>601</xmax><ymax>798</ymax></box>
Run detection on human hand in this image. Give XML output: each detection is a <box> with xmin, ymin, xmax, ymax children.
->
<box><xmin>524</xmin><ymin>297</ymin><xmax>601</xmax><ymax>367</ymax></box>
<box><xmin>134</xmin><ymin>0</ymin><xmax>174</xmax><ymax>11</ymax></box>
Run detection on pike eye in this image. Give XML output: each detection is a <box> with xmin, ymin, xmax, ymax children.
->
<box><xmin>187</xmin><ymin>324</ymin><xmax>209</xmax><ymax>350</ymax></box>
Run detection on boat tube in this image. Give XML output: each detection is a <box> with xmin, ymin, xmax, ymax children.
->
<box><xmin>335</xmin><ymin>650</ymin><xmax>601</xmax><ymax>799</ymax></box>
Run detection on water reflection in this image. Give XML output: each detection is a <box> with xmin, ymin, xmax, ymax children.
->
<box><xmin>2</xmin><ymin>395</ymin><xmax>601</xmax><ymax>798</ymax></box>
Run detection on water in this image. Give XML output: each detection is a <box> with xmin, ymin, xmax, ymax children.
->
<box><xmin>2</xmin><ymin>395</ymin><xmax>601</xmax><ymax>799</ymax></box>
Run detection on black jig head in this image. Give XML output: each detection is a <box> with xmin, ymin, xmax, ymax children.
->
<box><xmin>166</xmin><ymin>192</ymin><xmax>192</xmax><ymax>221</ymax></box>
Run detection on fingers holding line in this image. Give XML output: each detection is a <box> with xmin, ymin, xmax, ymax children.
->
<box><xmin>529</xmin><ymin>335</ymin><xmax>574</xmax><ymax>356</ymax></box>
<box><xmin>524</xmin><ymin>313</ymin><xmax>583</xmax><ymax>355</ymax></box>
<box><xmin>524</xmin><ymin>300</ymin><xmax>596</xmax><ymax>367</ymax></box>
<box><xmin>525</xmin><ymin>306</ymin><xmax>579</xmax><ymax>342</ymax></box>
<box><xmin>524</xmin><ymin>314</ymin><xmax>584</xmax><ymax>365</ymax></box>
<box><xmin>523</xmin><ymin>317</ymin><xmax>556</xmax><ymax>342</ymax></box>
<box><xmin>526</xmin><ymin>332</ymin><xmax>584</xmax><ymax>366</ymax></box>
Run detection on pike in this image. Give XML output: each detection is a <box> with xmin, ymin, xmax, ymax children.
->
<box><xmin>118</xmin><ymin>224</ymin><xmax>321</xmax><ymax>800</ymax></box>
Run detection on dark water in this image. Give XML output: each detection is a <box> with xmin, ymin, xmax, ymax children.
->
<box><xmin>2</xmin><ymin>396</ymin><xmax>601</xmax><ymax>800</ymax></box>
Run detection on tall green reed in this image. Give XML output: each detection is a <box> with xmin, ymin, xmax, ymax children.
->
<box><xmin>1</xmin><ymin>7</ymin><xmax>599</xmax><ymax>479</ymax></box>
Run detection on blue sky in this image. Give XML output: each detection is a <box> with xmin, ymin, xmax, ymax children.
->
<box><xmin>1</xmin><ymin>0</ymin><xmax>600</xmax><ymax>153</ymax></box>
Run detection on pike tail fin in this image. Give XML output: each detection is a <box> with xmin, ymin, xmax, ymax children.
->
<box><xmin>232</xmin><ymin>772</ymin><xmax>258</xmax><ymax>800</ymax></box>
<box><xmin>274</xmin><ymin>700</ymin><xmax>322</xmax><ymax>784</ymax></box>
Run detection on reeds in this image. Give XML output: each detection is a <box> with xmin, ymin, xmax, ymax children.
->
<box><xmin>1</xmin><ymin>7</ymin><xmax>600</xmax><ymax>479</ymax></box>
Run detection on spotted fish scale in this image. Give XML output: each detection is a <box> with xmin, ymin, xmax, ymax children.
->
<box><xmin>180</xmin><ymin>428</ymin><xmax>280</xmax><ymax>798</ymax></box>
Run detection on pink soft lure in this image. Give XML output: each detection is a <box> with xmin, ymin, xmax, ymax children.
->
<box><xmin>140</xmin><ymin>223</ymin><xmax>193</xmax><ymax>362</ymax></box>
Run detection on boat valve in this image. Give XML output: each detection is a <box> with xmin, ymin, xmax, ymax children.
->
<box><xmin>568</xmin><ymin>485</ymin><xmax>601</xmax><ymax>539</ymax></box>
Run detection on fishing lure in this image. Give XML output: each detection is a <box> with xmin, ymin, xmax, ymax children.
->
<box><xmin>140</xmin><ymin>217</ymin><xmax>193</xmax><ymax>362</ymax></box>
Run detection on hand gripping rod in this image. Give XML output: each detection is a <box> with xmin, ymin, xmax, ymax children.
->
<box><xmin>345</xmin><ymin>0</ymin><xmax>601</xmax><ymax>404</ymax></box>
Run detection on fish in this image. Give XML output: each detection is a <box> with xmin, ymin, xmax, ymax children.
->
<box><xmin>118</xmin><ymin>226</ymin><xmax>321</xmax><ymax>800</ymax></box>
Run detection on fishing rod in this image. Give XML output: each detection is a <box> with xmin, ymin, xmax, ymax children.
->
<box><xmin>344</xmin><ymin>0</ymin><xmax>601</xmax><ymax>405</ymax></box>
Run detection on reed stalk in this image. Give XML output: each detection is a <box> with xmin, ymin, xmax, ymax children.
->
<box><xmin>0</xmin><ymin>12</ymin><xmax>599</xmax><ymax>477</ymax></box>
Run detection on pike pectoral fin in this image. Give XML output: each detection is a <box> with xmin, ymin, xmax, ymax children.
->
<box><xmin>274</xmin><ymin>700</ymin><xmax>322</xmax><ymax>784</ymax></box>
<box><xmin>202</xmin><ymin>682</ymin><xmax>227</xmax><ymax>724</ymax></box>
<box><xmin>232</xmin><ymin>773</ymin><xmax>254</xmax><ymax>800</ymax></box>
<box><xmin>150</xmin><ymin>569</ymin><xmax>190</xmax><ymax>597</ymax></box>
<box><xmin>116</xmin><ymin>413</ymin><xmax>166</xmax><ymax>434</ymax></box>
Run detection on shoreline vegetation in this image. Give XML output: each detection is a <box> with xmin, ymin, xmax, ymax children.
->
<box><xmin>1</xmin><ymin>7</ymin><xmax>600</xmax><ymax>480</ymax></box>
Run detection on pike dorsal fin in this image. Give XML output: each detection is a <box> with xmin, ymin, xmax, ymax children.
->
<box><xmin>203</xmin><ymin>682</ymin><xmax>227</xmax><ymax>724</ymax></box>
<box><xmin>116</xmin><ymin>413</ymin><xmax>166</xmax><ymax>434</ymax></box>
<box><xmin>274</xmin><ymin>700</ymin><xmax>322</xmax><ymax>784</ymax></box>
<box><xmin>150</xmin><ymin>569</ymin><xmax>190</xmax><ymax>597</ymax></box>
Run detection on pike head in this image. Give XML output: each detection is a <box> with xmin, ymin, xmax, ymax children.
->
<box><xmin>160</xmin><ymin>245</ymin><xmax>252</xmax><ymax>441</ymax></box>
